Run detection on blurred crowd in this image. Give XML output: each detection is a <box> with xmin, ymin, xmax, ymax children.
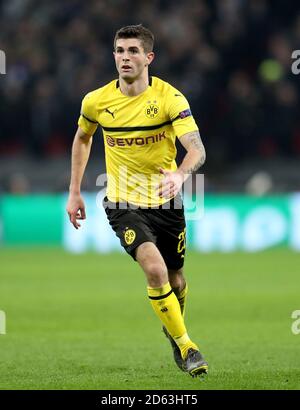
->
<box><xmin>0</xmin><ymin>0</ymin><xmax>300</xmax><ymax>169</ymax></box>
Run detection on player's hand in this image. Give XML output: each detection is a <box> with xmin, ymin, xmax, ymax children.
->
<box><xmin>66</xmin><ymin>193</ymin><xmax>86</xmax><ymax>229</ymax></box>
<box><xmin>156</xmin><ymin>168</ymin><xmax>185</xmax><ymax>199</ymax></box>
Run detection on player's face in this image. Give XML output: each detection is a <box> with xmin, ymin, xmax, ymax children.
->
<box><xmin>114</xmin><ymin>38</ymin><xmax>154</xmax><ymax>82</ymax></box>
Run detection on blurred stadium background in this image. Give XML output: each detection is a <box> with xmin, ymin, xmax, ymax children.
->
<box><xmin>0</xmin><ymin>0</ymin><xmax>300</xmax><ymax>251</ymax></box>
<box><xmin>0</xmin><ymin>0</ymin><xmax>300</xmax><ymax>390</ymax></box>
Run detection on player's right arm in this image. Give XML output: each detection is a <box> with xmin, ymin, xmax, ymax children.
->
<box><xmin>66</xmin><ymin>91</ymin><xmax>99</xmax><ymax>229</ymax></box>
<box><xmin>66</xmin><ymin>127</ymin><xmax>93</xmax><ymax>229</ymax></box>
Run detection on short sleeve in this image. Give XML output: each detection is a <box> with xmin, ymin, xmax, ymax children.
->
<box><xmin>77</xmin><ymin>92</ymin><xmax>98</xmax><ymax>135</ymax></box>
<box><xmin>166</xmin><ymin>88</ymin><xmax>199</xmax><ymax>138</ymax></box>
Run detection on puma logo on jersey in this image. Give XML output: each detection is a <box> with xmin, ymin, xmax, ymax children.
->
<box><xmin>105</xmin><ymin>108</ymin><xmax>117</xmax><ymax>118</ymax></box>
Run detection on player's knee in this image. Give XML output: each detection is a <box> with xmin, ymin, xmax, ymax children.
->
<box><xmin>146</xmin><ymin>263</ymin><xmax>168</xmax><ymax>288</ymax></box>
<box><xmin>168</xmin><ymin>269</ymin><xmax>185</xmax><ymax>294</ymax></box>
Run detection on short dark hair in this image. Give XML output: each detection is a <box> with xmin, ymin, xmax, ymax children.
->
<box><xmin>114</xmin><ymin>24</ymin><xmax>154</xmax><ymax>53</ymax></box>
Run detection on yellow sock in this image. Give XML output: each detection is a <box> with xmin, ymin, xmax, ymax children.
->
<box><xmin>147</xmin><ymin>282</ymin><xmax>198</xmax><ymax>359</ymax></box>
<box><xmin>177</xmin><ymin>283</ymin><xmax>188</xmax><ymax>317</ymax></box>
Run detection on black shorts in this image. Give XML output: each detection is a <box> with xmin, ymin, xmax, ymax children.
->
<box><xmin>103</xmin><ymin>195</ymin><xmax>186</xmax><ymax>270</ymax></box>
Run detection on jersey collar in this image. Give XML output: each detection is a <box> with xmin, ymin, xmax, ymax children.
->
<box><xmin>116</xmin><ymin>76</ymin><xmax>152</xmax><ymax>88</ymax></box>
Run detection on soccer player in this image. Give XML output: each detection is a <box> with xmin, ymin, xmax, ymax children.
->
<box><xmin>66</xmin><ymin>25</ymin><xmax>208</xmax><ymax>377</ymax></box>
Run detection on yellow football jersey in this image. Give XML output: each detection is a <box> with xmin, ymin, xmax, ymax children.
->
<box><xmin>78</xmin><ymin>76</ymin><xmax>198</xmax><ymax>207</ymax></box>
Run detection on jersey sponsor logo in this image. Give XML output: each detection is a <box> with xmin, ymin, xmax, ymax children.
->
<box><xmin>106</xmin><ymin>131</ymin><xmax>166</xmax><ymax>147</ymax></box>
<box><xmin>124</xmin><ymin>228</ymin><xmax>136</xmax><ymax>245</ymax></box>
<box><xmin>106</xmin><ymin>135</ymin><xmax>115</xmax><ymax>146</ymax></box>
<box><xmin>145</xmin><ymin>102</ymin><xmax>159</xmax><ymax>118</ymax></box>
<box><xmin>179</xmin><ymin>109</ymin><xmax>192</xmax><ymax>119</ymax></box>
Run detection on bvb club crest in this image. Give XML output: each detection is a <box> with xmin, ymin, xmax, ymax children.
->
<box><xmin>145</xmin><ymin>101</ymin><xmax>159</xmax><ymax>118</ymax></box>
<box><xmin>124</xmin><ymin>229</ymin><xmax>136</xmax><ymax>245</ymax></box>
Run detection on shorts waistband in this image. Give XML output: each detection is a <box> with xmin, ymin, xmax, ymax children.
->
<box><xmin>102</xmin><ymin>194</ymin><xmax>183</xmax><ymax>210</ymax></box>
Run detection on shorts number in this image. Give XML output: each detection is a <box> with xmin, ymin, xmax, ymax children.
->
<box><xmin>177</xmin><ymin>228</ymin><xmax>186</xmax><ymax>254</ymax></box>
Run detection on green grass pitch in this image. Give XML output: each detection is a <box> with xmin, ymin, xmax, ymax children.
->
<box><xmin>0</xmin><ymin>248</ymin><xmax>299</xmax><ymax>390</ymax></box>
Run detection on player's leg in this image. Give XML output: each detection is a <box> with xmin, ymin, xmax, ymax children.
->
<box><xmin>103</xmin><ymin>200</ymin><xmax>207</xmax><ymax>375</ymax></box>
<box><xmin>165</xmin><ymin>268</ymin><xmax>208</xmax><ymax>376</ymax></box>
<box><xmin>135</xmin><ymin>241</ymin><xmax>199</xmax><ymax>362</ymax></box>
<box><xmin>153</xmin><ymin>201</ymin><xmax>208</xmax><ymax>376</ymax></box>
<box><xmin>102</xmin><ymin>201</ymin><xmax>191</xmax><ymax>355</ymax></box>
<box><xmin>162</xmin><ymin>267</ymin><xmax>188</xmax><ymax>371</ymax></box>
<box><xmin>168</xmin><ymin>267</ymin><xmax>188</xmax><ymax>317</ymax></box>
<box><xmin>135</xmin><ymin>241</ymin><xmax>168</xmax><ymax>287</ymax></box>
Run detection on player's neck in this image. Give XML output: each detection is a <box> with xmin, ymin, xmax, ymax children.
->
<box><xmin>119</xmin><ymin>73</ymin><xmax>149</xmax><ymax>97</ymax></box>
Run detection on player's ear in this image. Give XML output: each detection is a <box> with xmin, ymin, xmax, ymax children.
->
<box><xmin>146</xmin><ymin>52</ymin><xmax>155</xmax><ymax>66</ymax></box>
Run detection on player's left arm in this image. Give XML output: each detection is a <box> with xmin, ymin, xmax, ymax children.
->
<box><xmin>177</xmin><ymin>130</ymin><xmax>206</xmax><ymax>176</ymax></box>
<box><xmin>157</xmin><ymin>130</ymin><xmax>206</xmax><ymax>199</ymax></box>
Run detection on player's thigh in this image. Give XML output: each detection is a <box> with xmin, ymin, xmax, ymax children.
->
<box><xmin>135</xmin><ymin>242</ymin><xmax>168</xmax><ymax>287</ymax></box>
<box><xmin>135</xmin><ymin>241</ymin><xmax>167</xmax><ymax>273</ymax></box>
